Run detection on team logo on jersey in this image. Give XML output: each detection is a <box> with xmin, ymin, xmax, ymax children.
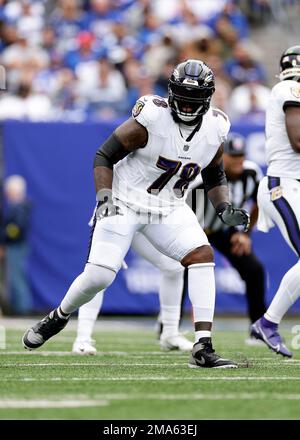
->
<box><xmin>132</xmin><ymin>100</ymin><xmax>145</xmax><ymax>117</ymax></box>
<box><xmin>270</xmin><ymin>186</ymin><xmax>283</xmax><ymax>201</ymax></box>
<box><xmin>291</xmin><ymin>86</ymin><xmax>300</xmax><ymax>99</ymax></box>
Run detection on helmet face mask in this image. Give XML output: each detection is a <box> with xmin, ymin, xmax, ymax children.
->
<box><xmin>168</xmin><ymin>59</ymin><xmax>215</xmax><ymax>123</ymax></box>
<box><xmin>279</xmin><ymin>46</ymin><xmax>300</xmax><ymax>81</ymax></box>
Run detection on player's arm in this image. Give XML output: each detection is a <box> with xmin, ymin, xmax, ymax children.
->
<box><xmin>93</xmin><ymin>118</ymin><xmax>148</xmax><ymax>218</ymax></box>
<box><xmin>201</xmin><ymin>145</ymin><xmax>228</xmax><ymax>209</ymax></box>
<box><xmin>201</xmin><ymin>145</ymin><xmax>250</xmax><ymax>231</ymax></box>
<box><xmin>285</xmin><ymin>106</ymin><xmax>300</xmax><ymax>153</ymax></box>
<box><xmin>94</xmin><ymin>118</ymin><xmax>148</xmax><ymax>192</ymax></box>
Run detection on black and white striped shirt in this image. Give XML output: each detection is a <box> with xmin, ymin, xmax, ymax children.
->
<box><xmin>188</xmin><ymin>160</ymin><xmax>263</xmax><ymax>233</ymax></box>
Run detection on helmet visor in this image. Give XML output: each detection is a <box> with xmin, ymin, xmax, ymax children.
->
<box><xmin>170</xmin><ymin>81</ymin><xmax>215</xmax><ymax>100</ymax></box>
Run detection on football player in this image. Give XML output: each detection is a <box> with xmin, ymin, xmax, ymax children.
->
<box><xmin>72</xmin><ymin>232</ymin><xmax>192</xmax><ymax>355</ymax></box>
<box><xmin>74</xmin><ymin>133</ymin><xmax>265</xmax><ymax>355</ymax></box>
<box><xmin>23</xmin><ymin>59</ymin><xmax>249</xmax><ymax>368</ymax></box>
<box><xmin>251</xmin><ymin>46</ymin><xmax>300</xmax><ymax>357</ymax></box>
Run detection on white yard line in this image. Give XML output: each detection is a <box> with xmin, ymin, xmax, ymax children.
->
<box><xmin>2</xmin><ymin>351</ymin><xmax>298</xmax><ymax>358</ymax></box>
<box><xmin>3</xmin><ymin>361</ymin><xmax>300</xmax><ymax>368</ymax></box>
<box><xmin>93</xmin><ymin>392</ymin><xmax>300</xmax><ymax>401</ymax></box>
<box><xmin>247</xmin><ymin>357</ymin><xmax>300</xmax><ymax>361</ymax></box>
<box><xmin>1</xmin><ymin>393</ymin><xmax>300</xmax><ymax>409</ymax></box>
<box><xmin>0</xmin><ymin>351</ymin><xmax>185</xmax><ymax>356</ymax></box>
<box><xmin>11</xmin><ymin>376</ymin><xmax>300</xmax><ymax>382</ymax></box>
<box><xmin>1</xmin><ymin>362</ymin><xmax>186</xmax><ymax>367</ymax></box>
<box><xmin>0</xmin><ymin>399</ymin><xmax>107</xmax><ymax>408</ymax></box>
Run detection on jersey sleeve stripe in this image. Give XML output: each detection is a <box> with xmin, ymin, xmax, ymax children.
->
<box><xmin>283</xmin><ymin>100</ymin><xmax>300</xmax><ymax>112</ymax></box>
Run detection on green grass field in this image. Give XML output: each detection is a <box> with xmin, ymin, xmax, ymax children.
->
<box><xmin>0</xmin><ymin>317</ymin><xmax>299</xmax><ymax>420</ymax></box>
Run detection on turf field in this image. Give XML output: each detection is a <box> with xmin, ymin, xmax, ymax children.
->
<box><xmin>0</xmin><ymin>317</ymin><xmax>299</xmax><ymax>420</ymax></box>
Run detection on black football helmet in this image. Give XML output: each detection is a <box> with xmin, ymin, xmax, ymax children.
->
<box><xmin>279</xmin><ymin>45</ymin><xmax>300</xmax><ymax>81</ymax></box>
<box><xmin>168</xmin><ymin>59</ymin><xmax>215</xmax><ymax>124</ymax></box>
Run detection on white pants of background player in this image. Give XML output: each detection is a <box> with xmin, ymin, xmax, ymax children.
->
<box><xmin>75</xmin><ymin>231</ymin><xmax>186</xmax><ymax>345</ymax></box>
<box><xmin>257</xmin><ymin>176</ymin><xmax>300</xmax><ymax>323</ymax></box>
<box><xmin>60</xmin><ymin>200</ymin><xmax>215</xmax><ymax>342</ymax></box>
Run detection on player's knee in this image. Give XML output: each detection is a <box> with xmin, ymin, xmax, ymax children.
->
<box><xmin>88</xmin><ymin>240</ymin><xmax>124</xmax><ymax>273</ymax></box>
<box><xmin>83</xmin><ymin>263</ymin><xmax>116</xmax><ymax>293</ymax></box>
<box><xmin>181</xmin><ymin>245</ymin><xmax>214</xmax><ymax>267</ymax></box>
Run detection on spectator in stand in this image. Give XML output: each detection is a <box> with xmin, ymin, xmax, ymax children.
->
<box><xmin>207</xmin><ymin>54</ymin><xmax>232</xmax><ymax>114</ymax></box>
<box><xmin>0</xmin><ymin>20</ymin><xmax>18</xmax><ymax>51</ymax></box>
<box><xmin>224</xmin><ymin>41</ymin><xmax>267</xmax><ymax>86</ymax></box>
<box><xmin>77</xmin><ymin>56</ymin><xmax>126</xmax><ymax>118</ymax></box>
<box><xmin>41</xmin><ymin>25</ymin><xmax>57</xmax><ymax>56</ymax></box>
<box><xmin>53</xmin><ymin>67</ymin><xmax>78</xmax><ymax>114</ymax></box>
<box><xmin>0</xmin><ymin>75</ymin><xmax>53</xmax><ymax>120</ymax></box>
<box><xmin>183</xmin><ymin>0</ymin><xmax>228</xmax><ymax>23</ymax></box>
<box><xmin>1</xmin><ymin>29</ymin><xmax>49</xmax><ymax>89</ymax></box>
<box><xmin>64</xmin><ymin>30</ymin><xmax>99</xmax><ymax>71</ymax></box>
<box><xmin>49</xmin><ymin>0</ymin><xmax>86</xmax><ymax>53</ymax></box>
<box><xmin>179</xmin><ymin>33</ymin><xmax>221</xmax><ymax>65</ymax></box>
<box><xmin>228</xmin><ymin>79</ymin><xmax>271</xmax><ymax>121</ymax></box>
<box><xmin>225</xmin><ymin>39</ymin><xmax>270</xmax><ymax>121</ymax></box>
<box><xmin>137</xmin><ymin>7</ymin><xmax>162</xmax><ymax>47</ymax></box>
<box><xmin>2</xmin><ymin>175</ymin><xmax>32</xmax><ymax>315</ymax></box>
<box><xmin>83</xmin><ymin>0</ymin><xmax>122</xmax><ymax>42</ymax></box>
<box><xmin>143</xmin><ymin>33</ymin><xmax>178</xmax><ymax>78</ymax></box>
<box><xmin>3</xmin><ymin>0</ymin><xmax>45</xmax><ymax>46</ymax></box>
<box><xmin>213</xmin><ymin>13</ymin><xmax>239</xmax><ymax>59</ymax></box>
<box><xmin>207</xmin><ymin>0</ymin><xmax>250</xmax><ymax>40</ymax></box>
<box><xmin>166</xmin><ymin>2</ymin><xmax>214</xmax><ymax>50</ymax></box>
<box><xmin>125</xmin><ymin>65</ymin><xmax>161</xmax><ymax>111</ymax></box>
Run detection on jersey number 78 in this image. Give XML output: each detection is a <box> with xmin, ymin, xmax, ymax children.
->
<box><xmin>147</xmin><ymin>156</ymin><xmax>200</xmax><ymax>198</ymax></box>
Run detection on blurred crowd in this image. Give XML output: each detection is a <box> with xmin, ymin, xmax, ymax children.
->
<box><xmin>0</xmin><ymin>0</ymin><xmax>293</xmax><ymax>122</ymax></box>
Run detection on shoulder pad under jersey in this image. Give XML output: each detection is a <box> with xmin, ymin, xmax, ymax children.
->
<box><xmin>272</xmin><ymin>80</ymin><xmax>300</xmax><ymax>106</ymax></box>
<box><xmin>132</xmin><ymin>95</ymin><xmax>170</xmax><ymax>133</ymax></box>
<box><xmin>209</xmin><ymin>107</ymin><xmax>231</xmax><ymax>144</ymax></box>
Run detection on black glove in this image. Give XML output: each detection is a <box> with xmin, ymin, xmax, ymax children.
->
<box><xmin>217</xmin><ymin>203</ymin><xmax>250</xmax><ymax>232</ymax></box>
<box><xmin>96</xmin><ymin>189</ymin><xmax>123</xmax><ymax>220</ymax></box>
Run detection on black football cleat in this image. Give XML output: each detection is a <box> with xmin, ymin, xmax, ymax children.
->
<box><xmin>188</xmin><ymin>337</ymin><xmax>238</xmax><ymax>369</ymax></box>
<box><xmin>22</xmin><ymin>309</ymin><xmax>69</xmax><ymax>350</ymax></box>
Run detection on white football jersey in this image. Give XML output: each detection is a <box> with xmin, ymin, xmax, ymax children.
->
<box><xmin>266</xmin><ymin>80</ymin><xmax>300</xmax><ymax>178</ymax></box>
<box><xmin>112</xmin><ymin>95</ymin><xmax>230</xmax><ymax>214</ymax></box>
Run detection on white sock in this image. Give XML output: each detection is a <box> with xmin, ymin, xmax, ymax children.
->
<box><xmin>60</xmin><ymin>263</ymin><xmax>115</xmax><ymax>314</ymax></box>
<box><xmin>265</xmin><ymin>260</ymin><xmax>300</xmax><ymax>324</ymax></box>
<box><xmin>159</xmin><ymin>269</ymin><xmax>184</xmax><ymax>339</ymax></box>
<box><xmin>188</xmin><ymin>263</ymin><xmax>215</xmax><ymax>342</ymax></box>
<box><xmin>75</xmin><ymin>290</ymin><xmax>104</xmax><ymax>342</ymax></box>
<box><xmin>160</xmin><ymin>306</ymin><xmax>181</xmax><ymax>338</ymax></box>
<box><xmin>195</xmin><ymin>330</ymin><xmax>211</xmax><ymax>341</ymax></box>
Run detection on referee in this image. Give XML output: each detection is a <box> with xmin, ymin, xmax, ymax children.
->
<box><xmin>190</xmin><ymin>133</ymin><xmax>266</xmax><ymax>337</ymax></box>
